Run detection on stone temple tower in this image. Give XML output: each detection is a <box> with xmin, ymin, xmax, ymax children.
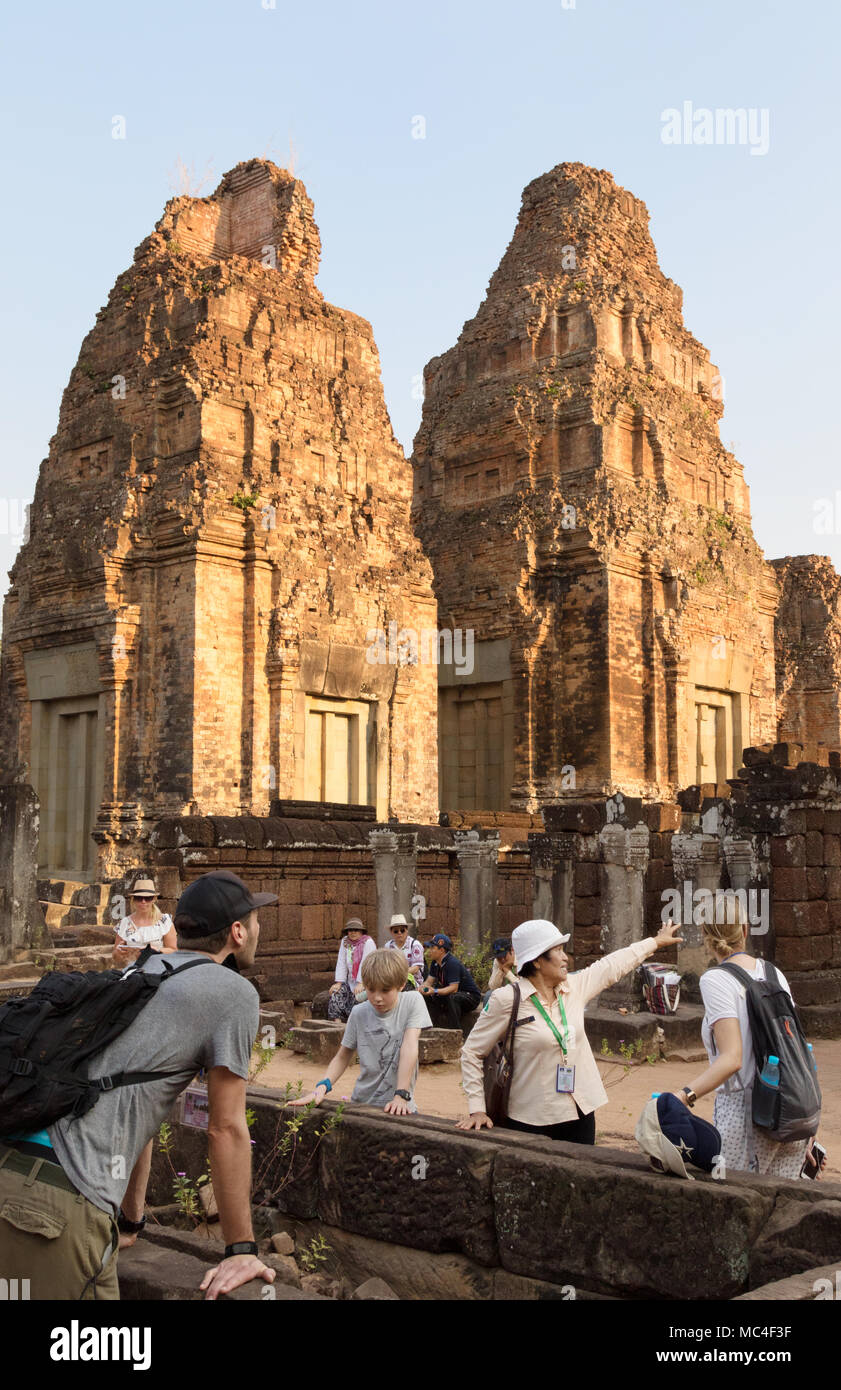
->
<box><xmin>0</xmin><ymin>160</ymin><xmax>438</xmax><ymax>880</ymax></box>
<box><xmin>412</xmin><ymin>162</ymin><xmax>778</xmax><ymax>812</ymax></box>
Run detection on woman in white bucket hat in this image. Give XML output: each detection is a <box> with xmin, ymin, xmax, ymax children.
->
<box><xmin>458</xmin><ymin>916</ymin><xmax>682</xmax><ymax>1143</ymax></box>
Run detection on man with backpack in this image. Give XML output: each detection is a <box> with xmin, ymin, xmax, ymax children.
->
<box><xmin>0</xmin><ymin>870</ymin><xmax>278</xmax><ymax>1300</ymax></box>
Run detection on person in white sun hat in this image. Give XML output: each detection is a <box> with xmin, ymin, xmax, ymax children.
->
<box><xmin>458</xmin><ymin>916</ymin><xmax>683</xmax><ymax>1144</ymax></box>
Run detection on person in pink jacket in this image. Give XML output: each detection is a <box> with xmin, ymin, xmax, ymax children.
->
<box><xmin>459</xmin><ymin>917</ymin><xmax>683</xmax><ymax>1144</ymax></box>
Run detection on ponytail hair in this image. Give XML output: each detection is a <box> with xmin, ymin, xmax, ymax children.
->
<box><xmin>701</xmin><ymin>895</ymin><xmax>748</xmax><ymax>958</ymax></box>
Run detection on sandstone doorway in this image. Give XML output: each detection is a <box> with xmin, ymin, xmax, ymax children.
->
<box><xmin>32</xmin><ymin>696</ymin><xmax>103</xmax><ymax>878</ymax></box>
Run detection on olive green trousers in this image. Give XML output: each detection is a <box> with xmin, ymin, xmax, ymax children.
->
<box><xmin>0</xmin><ymin>1142</ymin><xmax>119</xmax><ymax>1300</ymax></box>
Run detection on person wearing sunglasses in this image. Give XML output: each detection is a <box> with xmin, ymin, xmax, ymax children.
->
<box><xmin>112</xmin><ymin>876</ymin><xmax>177</xmax><ymax>968</ymax></box>
<box><xmin>384</xmin><ymin>913</ymin><xmax>425</xmax><ymax>989</ymax></box>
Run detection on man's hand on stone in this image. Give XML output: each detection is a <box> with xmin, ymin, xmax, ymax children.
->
<box><xmin>383</xmin><ymin>1095</ymin><xmax>411</xmax><ymax>1115</ymax></box>
<box><xmin>200</xmin><ymin>1254</ymin><xmax>276</xmax><ymax>1301</ymax></box>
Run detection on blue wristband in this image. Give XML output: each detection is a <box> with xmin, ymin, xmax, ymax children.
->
<box><xmin>316</xmin><ymin>1078</ymin><xmax>332</xmax><ymax>1093</ymax></box>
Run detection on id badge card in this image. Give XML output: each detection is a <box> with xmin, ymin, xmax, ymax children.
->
<box><xmin>556</xmin><ymin>1063</ymin><xmax>576</xmax><ymax>1094</ymax></box>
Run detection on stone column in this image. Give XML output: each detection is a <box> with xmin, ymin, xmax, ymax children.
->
<box><xmin>455</xmin><ymin>832</ymin><xmax>481</xmax><ymax>951</ymax></box>
<box><xmin>369</xmin><ymin>829</ymin><xmax>398</xmax><ymax>946</ymax></box>
<box><xmin>670</xmin><ymin>832</ymin><xmax>723</xmax><ymax>999</ymax></box>
<box><xmin>455</xmin><ymin>830</ymin><xmax>500</xmax><ymax>950</ymax></box>
<box><xmin>529</xmin><ymin>831</ymin><xmax>575</xmax><ymax>938</ymax></box>
<box><xmin>596</xmin><ymin>822</ymin><xmax>650</xmax><ymax>1011</ymax></box>
<box><xmin>394</xmin><ymin>832</ymin><xmax>419</xmax><ymax>926</ymax></box>
<box><xmin>723</xmin><ymin>834</ymin><xmax>773</xmax><ymax>961</ymax></box>
<box><xmin>0</xmin><ymin>783</ymin><xmax>48</xmax><ymax>963</ymax></box>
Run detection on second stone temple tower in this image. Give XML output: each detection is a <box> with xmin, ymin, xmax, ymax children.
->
<box><xmin>412</xmin><ymin>162</ymin><xmax>779</xmax><ymax>810</ymax></box>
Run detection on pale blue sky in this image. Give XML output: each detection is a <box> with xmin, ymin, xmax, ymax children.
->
<box><xmin>1</xmin><ymin>0</ymin><xmax>839</xmax><ymax>594</ymax></box>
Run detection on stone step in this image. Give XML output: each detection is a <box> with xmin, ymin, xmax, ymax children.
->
<box><xmin>584</xmin><ymin>1005</ymin><xmax>706</xmax><ymax>1058</ymax></box>
<box><xmin>0</xmin><ymin>978</ymin><xmax>39</xmax><ymax>1000</ymax></box>
<box><xmin>289</xmin><ymin>1022</ymin><xmax>348</xmax><ymax>1063</ymax></box>
<box><xmin>418</xmin><ymin>1028</ymin><xmax>462</xmax><ymax>1065</ymax></box>
<box><xmin>37</xmin><ymin>878</ymin><xmax>112</xmax><ymax>909</ymax></box>
<box><xmin>40</xmin><ymin>901</ymin><xmax>108</xmax><ymax>930</ymax></box>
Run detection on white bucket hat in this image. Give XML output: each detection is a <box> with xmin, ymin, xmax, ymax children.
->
<box><xmin>389</xmin><ymin>913</ymin><xmax>410</xmax><ymax>928</ymax></box>
<box><xmin>512</xmin><ymin>918</ymin><xmax>571</xmax><ymax>971</ymax></box>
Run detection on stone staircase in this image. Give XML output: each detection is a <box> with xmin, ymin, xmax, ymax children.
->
<box><xmin>0</xmin><ymin>878</ymin><xmax>116</xmax><ymax>998</ymax></box>
<box><xmin>37</xmin><ymin>878</ymin><xmax>116</xmax><ymax>946</ymax></box>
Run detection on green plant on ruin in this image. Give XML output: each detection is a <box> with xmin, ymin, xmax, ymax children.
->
<box><xmin>231</xmin><ymin>491</ymin><xmax>259</xmax><ymax>511</ymax></box>
<box><xmin>172</xmin><ymin>1171</ymin><xmax>200</xmax><ymax>1220</ymax></box>
<box><xmin>251</xmin><ymin>1099</ymin><xmax>345</xmax><ymax>1213</ymax></box>
<box><xmin>597</xmin><ymin>1035</ymin><xmax>660</xmax><ymax>1089</ymax></box>
<box><xmin>298</xmin><ymin>1234</ymin><xmax>331</xmax><ymax>1273</ymax></box>
<box><xmin>248</xmin><ymin>1036</ymin><xmax>276</xmax><ymax>1084</ymax></box>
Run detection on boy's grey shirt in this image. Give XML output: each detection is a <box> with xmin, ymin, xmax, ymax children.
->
<box><xmin>341</xmin><ymin>992</ymin><xmax>432</xmax><ymax>1109</ymax></box>
<box><xmin>49</xmin><ymin>950</ymin><xmax>259</xmax><ymax>1216</ymax></box>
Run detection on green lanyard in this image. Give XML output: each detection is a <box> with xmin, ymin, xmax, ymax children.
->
<box><xmin>530</xmin><ymin>992</ymin><xmax>570</xmax><ymax>1058</ymax></box>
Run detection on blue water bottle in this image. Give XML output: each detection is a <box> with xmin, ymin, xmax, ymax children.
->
<box><xmin>759</xmin><ymin>1054</ymin><xmax>780</xmax><ymax>1087</ymax></box>
<box><xmin>807</xmin><ymin>1044</ymin><xmax>818</xmax><ymax>1074</ymax></box>
<box><xmin>651</xmin><ymin>1092</ymin><xmax>661</xmax><ymax>1099</ymax></box>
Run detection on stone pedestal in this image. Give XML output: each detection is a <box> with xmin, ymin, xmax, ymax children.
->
<box><xmin>595</xmin><ymin>822</ymin><xmax>649</xmax><ymax>1011</ymax></box>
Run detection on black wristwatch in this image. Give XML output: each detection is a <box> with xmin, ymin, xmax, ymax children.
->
<box><xmin>224</xmin><ymin>1240</ymin><xmax>259</xmax><ymax>1258</ymax></box>
<box><xmin>394</xmin><ymin>1089</ymin><xmax>412</xmax><ymax>1102</ymax></box>
<box><xmin>117</xmin><ymin>1209</ymin><xmax>147</xmax><ymax>1235</ymax></box>
<box><xmin>682</xmin><ymin>1087</ymin><xmax>697</xmax><ymax>1109</ymax></box>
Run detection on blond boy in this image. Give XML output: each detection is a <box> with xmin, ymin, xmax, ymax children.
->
<box><xmin>292</xmin><ymin>949</ymin><xmax>432</xmax><ymax>1115</ymax></box>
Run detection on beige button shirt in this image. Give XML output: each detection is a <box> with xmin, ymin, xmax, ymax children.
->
<box><xmin>461</xmin><ymin>937</ymin><xmax>659</xmax><ymax>1126</ymax></box>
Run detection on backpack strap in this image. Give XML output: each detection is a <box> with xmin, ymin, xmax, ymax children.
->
<box><xmin>713</xmin><ymin>961</ymin><xmax>757</xmax><ymax>991</ymax></box>
<box><xmin>90</xmin><ymin>955</ymin><xmax>217</xmax><ymax>1093</ymax></box>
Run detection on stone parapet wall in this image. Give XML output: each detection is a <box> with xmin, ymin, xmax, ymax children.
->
<box><xmin>146</xmin><ymin>809</ymin><xmax>532</xmax><ymax>999</ymax></box>
<box><xmin>148</xmin><ymin>1088</ymin><xmax>841</xmax><ymax>1300</ymax></box>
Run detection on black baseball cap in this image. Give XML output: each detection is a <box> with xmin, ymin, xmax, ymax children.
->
<box><xmin>175</xmin><ymin>870</ymin><xmax>278</xmax><ymax>937</ymax></box>
<box><xmin>492</xmin><ymin>937</ymin><xmax>512</xmax><ymax>957</ymax></box>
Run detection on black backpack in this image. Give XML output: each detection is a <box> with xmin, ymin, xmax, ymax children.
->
<box><xmin>715</xmin><ymin>960</ymin><xmax>821</xmax><ymax>1142</ymax></box>
<box><xmin>0</xmin><ymin>949</ymin><xmax>213</xmax><ymax>1137</ymax></box>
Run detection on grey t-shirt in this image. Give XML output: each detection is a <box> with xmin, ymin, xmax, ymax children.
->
<box><xmin>49</xmin><ymin>950</ymin><xmax>259</xmax><ymax>1216</ymax></box>
<box><xmin>341</xmin><ymin>992</ymin><xmax>432</xmax><ymax>1110</ymax></box>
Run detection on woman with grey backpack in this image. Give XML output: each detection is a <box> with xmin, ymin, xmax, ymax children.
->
<box><xmin>670</xmin><ymin>902</ymin><xmax>824</xmax><ymax>1178</ymax></box>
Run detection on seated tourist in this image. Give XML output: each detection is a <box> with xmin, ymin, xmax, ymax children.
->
<box><xmin>384</xmin><ymin>913</ymin><xmax>425</xmax><ymax>988</ymax></box>
<box><xmin>484</xmin><ymin>937</ymin><xmax>517</xmax><ymax>1004</ymax></box>
<box><xmin>292</xmin><ymin>949</ymin><xmax>432</xmax><ymax>1115</ymax></box>
<box><xmin>420</xmin><ymin>934</ymin><xmax>481</xmax><ymax>1028</ymax></box>
<box><xmin>327</xmin><ymin>918</ymin><xmax>376</xmax><ymax>1022</ymax></box>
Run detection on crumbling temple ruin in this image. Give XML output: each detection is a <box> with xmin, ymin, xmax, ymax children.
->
<box><xmin>0</xmin><ymin>161</ymin><xmax>438</xmax><ymax>883</ymax></box>
<box><xmin>1</xmin><ymin>159</ymin><xmax>841</xmax><ymax>1029</ymax></box>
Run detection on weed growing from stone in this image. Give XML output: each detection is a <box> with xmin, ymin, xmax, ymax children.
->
<box><xmin>298</xmin><ymin>1234</ymin><xmax>330</xmax><ymax>1273</ymax></box>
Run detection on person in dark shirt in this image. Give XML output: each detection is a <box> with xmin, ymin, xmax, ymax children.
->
<box><xmin>420</xmin><ymin>934</ymin><xmax>481</xmax><ymax>1029</ymax></box>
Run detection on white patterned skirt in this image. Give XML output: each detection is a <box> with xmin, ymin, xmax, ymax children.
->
<box><xmin>713</xmin><ymin>1088</ymin><xmax>807</xmax><ymax>1179</ymax></box>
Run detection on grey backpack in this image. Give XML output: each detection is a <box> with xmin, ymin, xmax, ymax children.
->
<box><xmin>716</xmin><ymin>961</ymin><xmax>821</xmax><ymax>1142</ymax></box>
